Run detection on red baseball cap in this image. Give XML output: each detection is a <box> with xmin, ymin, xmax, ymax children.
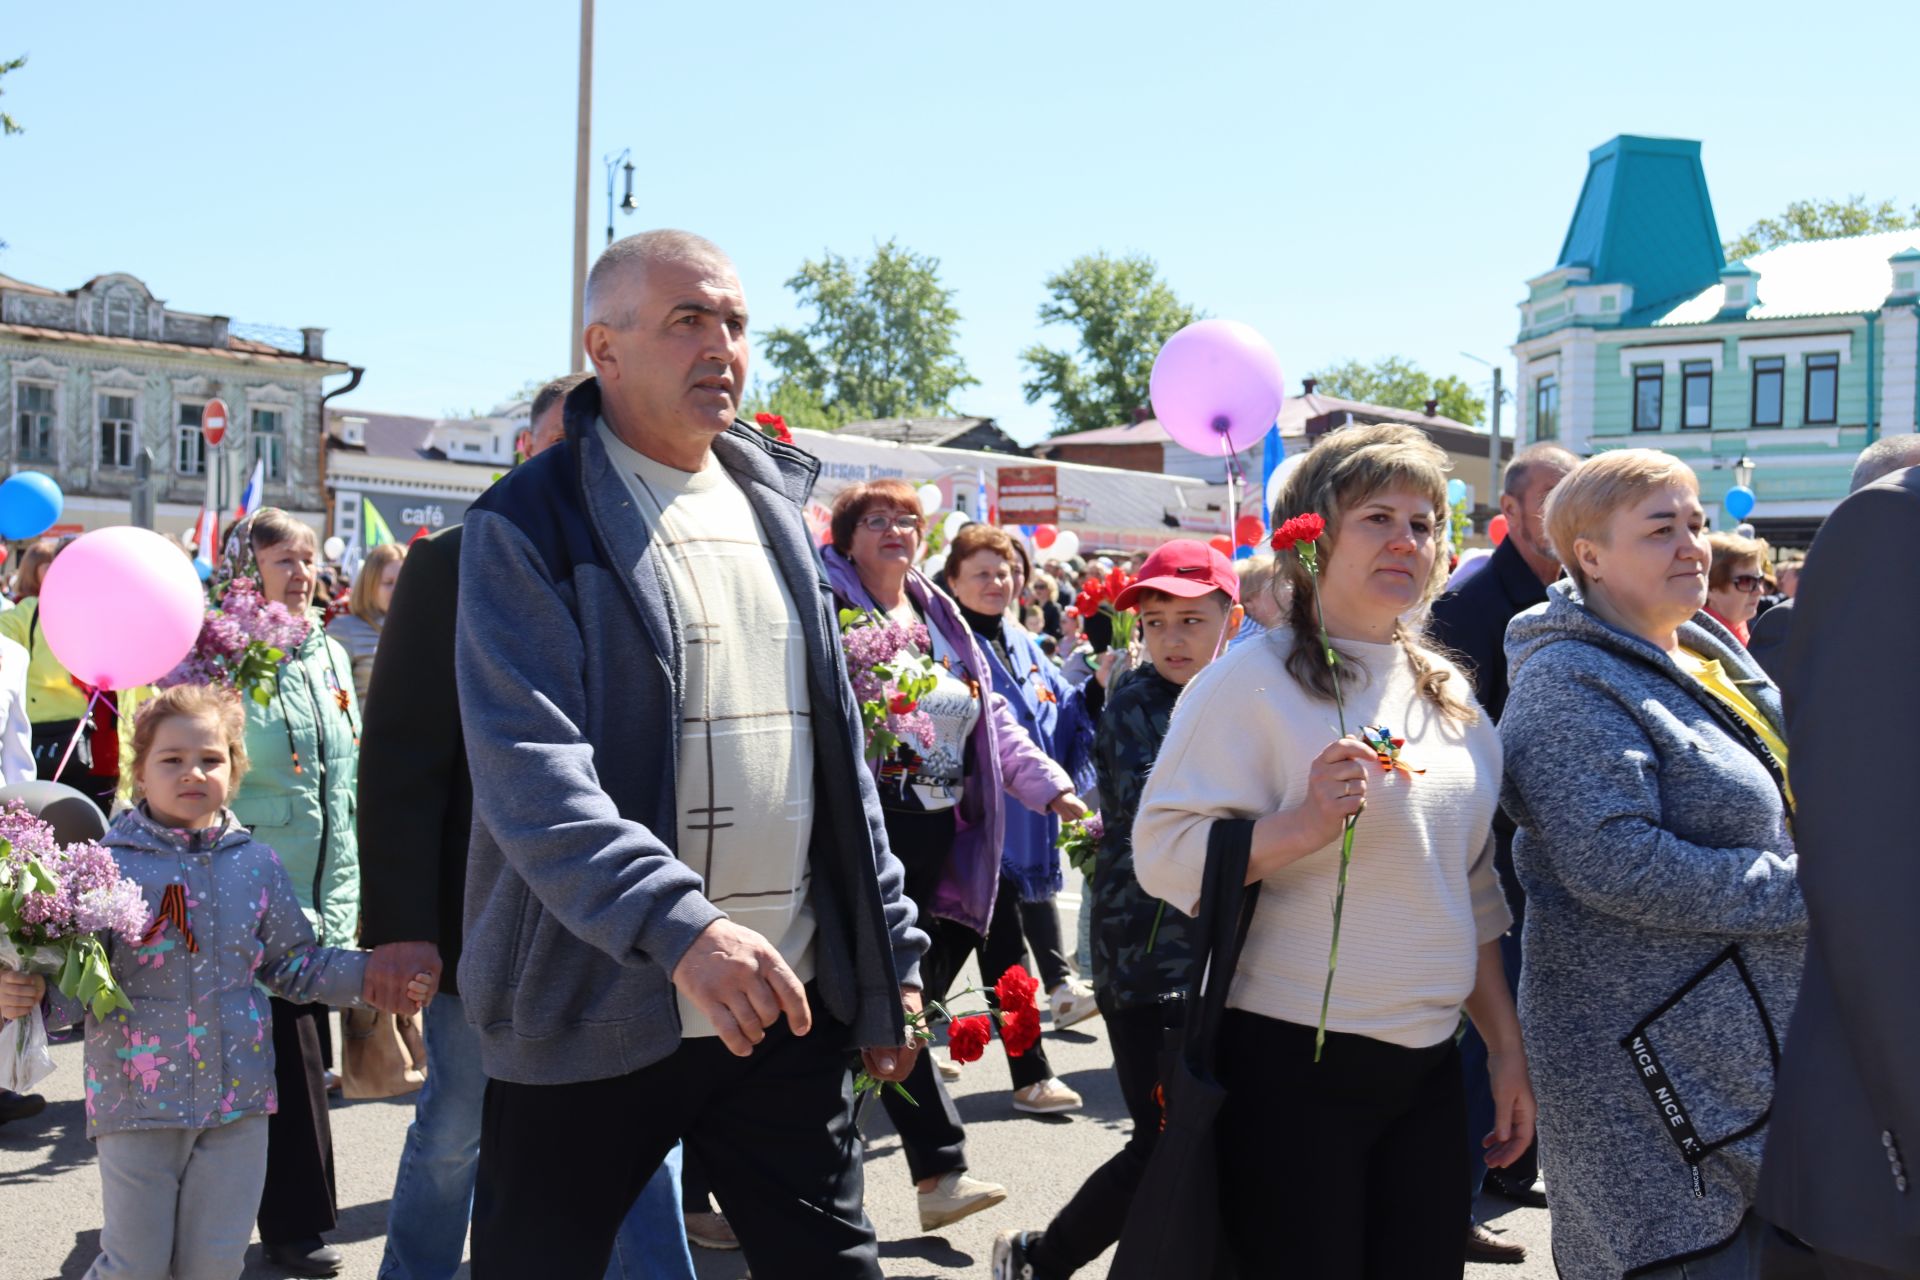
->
<box><xmin>1112</xmin><ymin>540</ymin><xmax>1241</xmax><ymax>611</ymax></box>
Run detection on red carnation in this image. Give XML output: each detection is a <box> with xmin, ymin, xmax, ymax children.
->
<box><xmin>1000</xmin><ymin>1006</ymin><xmax>1043</xmax><ymax>1057</ymax></box>
<box><xmin>888</xmin><ymin>694</ymin><xmax>918</xmax><ymax>715</ymax></box>
<box><xmin>1284</xmin><ymin>513</ymin><xmax>1326</xmax><ymax>543</ymax></box>
<box><xmin>994</xmin><ymin>963</ymin><xmax>1040</xmax><ymax>1012</ymax></box>
<box><xmin>1106</xmin><ymin>567</ymin><xmax>1131</xmax><ymax>597</ymax></box>
<box><xmin>948</xmin><ymin>1014</ymin><xmax>992</xmax><ymax>1064</ymax></box>
<box><xmin>754</xmin><ymin>412</ymin><xmax>793</xmax><ymax>445</ymax></box>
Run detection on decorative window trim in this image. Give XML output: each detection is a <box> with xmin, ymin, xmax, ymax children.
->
<box><xmin>174</xmin><ymin>398</ymin><xmax>209</xmax><ymax>477</ymax></box>
<box><xmin>89</xmin><ymin>365</ymin><xmax>145</xmax><ymax>392</ymax></box>
<box><xmin>95</xmin><ymin>389</ymin><xmax>142</xmax><ymax>472</ymax></box>
<box><xmin>1618</xmin><ymin>342</ymin><xmax>1722</xmax><ymax>378</ymax></box>
<box><xmin>1680</xmin><ymin>360</ymin><xmax>1713</xmax><ymax>431</ymax></box>
<box><xmin>12</xmin><ymin>355</ymin><xmax>64</xmax><ymax>382</ymax></box>
<box><xmin>12</xmin><ymin>376</ymin><xmax>63</xmax><ymax>465</ymax></box>
<box><xmin>1736</xmin><ymin>333</ymin><xmax>1853</xmax><ymax>370</ymax></box>
<box><xmin>168</xmin><ymin>373</ymin><xmax>218</xmax><ymax>398</ymax></box>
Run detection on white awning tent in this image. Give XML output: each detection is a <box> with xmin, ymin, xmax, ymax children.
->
<box><xmin>791</xmin><ymin>426</ymin><xmax>1232</xmax><ymax>552</ymax></box>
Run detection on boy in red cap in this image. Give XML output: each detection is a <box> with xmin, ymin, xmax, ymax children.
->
<box><xmin>994</xmin><ymin>540</ymin><xmax>1242</xmax><ymax>1280</ymax></box>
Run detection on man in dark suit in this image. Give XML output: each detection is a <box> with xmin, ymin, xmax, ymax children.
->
<box><xmin>1430</xmin><ymin>442</ymin><xmax>1576</xmax><ymax>1261</ymax></box>
<box><xmin>1760</xmin><ymin>453</ymin><xmax>1920</xmax><ymax>1280</ymax></box>
<box><xmin>1750</xmin><ymin>439</ymin><xmax>1920</xmax><ymax>683</ymax></box>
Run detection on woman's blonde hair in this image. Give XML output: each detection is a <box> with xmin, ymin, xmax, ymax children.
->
<box><xmin>1706</xmin><ymin>530</ymin><xmax>1768</xmax><ymax>591</ymax></box>
<box><xmin>130</xmin><ymin>685</ymin><xmax>251</xmax><ymax>797</ymax></box>
<box><xmin>1541</xmin><ymin>449</ymin><xmax>1699</xmax><ymax>591</ymax></box>
<box><xmin>1271</xmin><ymin>424</ymin><xmax>1475</xmax><ymax>724</ymax></box>
<box><xmin>350</xmin><ymin>542</ymin><xmax>407</xmax><ymax>625</ymax></box>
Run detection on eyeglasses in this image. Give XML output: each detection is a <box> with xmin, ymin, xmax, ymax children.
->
<box><xmin>858</xmin><ymin>512</ymin><xmax>924</xmax><ymax>534</ymax></box>
<box><xmin>1729</xmin><ymin>574</ymin><xmax>1766</xmax><ymax>593</ymax></box>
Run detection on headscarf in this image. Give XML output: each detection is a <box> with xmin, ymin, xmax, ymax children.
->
<box><xmin>211</xmin><ymin>511</ymin><xmax>268</xmax><ymax>605</ymax></box>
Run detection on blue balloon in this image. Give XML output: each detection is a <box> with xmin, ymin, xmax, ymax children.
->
<box><xmin>0</xmin><ymin>470</ymin><xmax>63</xmax><ymax>540</ymax></box>
<box><xmin>1233</xmin><ymin>544</ymin><xmax>1254</xmax><ymax>560</ymax></box>
<box><xmin>1446</xmin><ymin>478</ymin><xmax>1468</xmax><ymax>504</ymax></box>
<box><xmin>194</xmin><ymin>558</ymin><xmax>212</xmax><ymax>582</ymax></box>
<box><xmin>1723</xmin><ymin>485</ymin><xmax>1756</xmax><ymax>521</ymax></box>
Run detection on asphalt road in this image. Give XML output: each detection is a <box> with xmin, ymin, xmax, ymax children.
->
<box><xmin>0</xmin><ymin>893</ymin><xmax>1550</xmax><ymax>1279</ymax></box>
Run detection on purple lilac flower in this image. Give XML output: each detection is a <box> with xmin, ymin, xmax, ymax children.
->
<box><xmin>1084</xmin><ymin>813</ymin><xmax>1105</xmax><ymax>841</ymax></box>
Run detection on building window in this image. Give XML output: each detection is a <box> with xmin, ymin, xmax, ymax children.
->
<box><xmin>1681</xmin><ymin>361</ymin><xmax>1712</xmax><ymax>430</ymax></box>
<box><xmin>98</xmin><ymin>393</ymin><xmax>137</xmax><ymax>469</ymax></box>
<box><xmin>176</xmin><ymin>402</ymin><xmax>207</xmax><ymax>476</ymax></box>
<box><xmin>1633</xmin><ymin>365</ymin><xmax>1664</xmax><ymax>431</ymax></box>
<box><xmin>15</xmin><ymin>383</ymin><xmax>57</xmax><ymax>461</ymax></box>
<box><xmin>1804</xmin><ymin>353</ymin><xmax>1839</xmax><ymax>425</ymax></box>
<box><xmin>1533</xmin><ymin>376</ymin><xmax>1559</xmax><ymax>441</ymax></box>
<box><xmin>1751</xmin><ymin>357</ymin><xmax>1784</xmax><ymax>428</ymax></box>
<box><xmin>250</xmin><ymin>407</ymin><xmax>285</xmax><ymax>481</ymax></box>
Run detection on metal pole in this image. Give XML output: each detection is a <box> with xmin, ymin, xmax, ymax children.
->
<box><xmin>569</xmin><ymin>0</ymin><xmax>594</xmax><ymax>374</ymax></box>
<box><xmin>1487</xmin><ymin>365</ymin><xmax>1503</xmax><ymax>518</ymax></box>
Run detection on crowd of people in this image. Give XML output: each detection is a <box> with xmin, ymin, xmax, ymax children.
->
<box><xmin>2</xmin><ymin>225</ymin><xmax>1920</xmax><ymax>1280</ymax></box>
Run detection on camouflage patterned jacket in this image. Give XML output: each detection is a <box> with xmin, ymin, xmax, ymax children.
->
<box><xmin>1089</xmin><ymin>664</ymin><xmax>1197</xmax><ymax>1013</ymax></box>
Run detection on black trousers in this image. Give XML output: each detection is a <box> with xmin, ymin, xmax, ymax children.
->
<box><xmin>1028</xmin><ymin>993</ymin><xmax>1169</xmax><ymax>1275</ymax></box>
<box><xmin>1218</xmin><ymin>1013</ymin><xmax>1467</xmax><ymax>1280</ymax></box>
<box><xmin>880</xmin><ymin>916</ymin><xmax>979</xmax><ymax>1182</ymax></box>
<box><xmin>1017</xmin><ymin>896</ymin><xmax>1074</xmax><ymax>993</ymax></box>
<box><xmin>978</xmin><ymin>874</ymin><xmax>1057</xmax><ymax>1091</ymax></box>
<box><xmin>257</xmin><ymin>999</ymin><xmax>338</xmax><ymax>1245</ymax></box>
<box><xmin>473</xmin><ymin>1013</ymin><xmax>880</xmax><ymax>1280</ymax></box>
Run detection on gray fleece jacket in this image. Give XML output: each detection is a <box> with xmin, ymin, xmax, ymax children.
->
<box><xmin>455</xmin><ymin>379</ymin><xmax>926</xmax><ymax>1087</ymax></box>
<box><xmin>1501</xmin><ymin>582</ymin><xmax>1805</xmax><ymax>1279</ymax></box>
<box><xmin>47</xmin><ymin>806</ymin><xmax>368</xmax><ymax>1141</ymax></box>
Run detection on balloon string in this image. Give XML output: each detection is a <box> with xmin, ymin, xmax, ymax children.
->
<box><xmin>1214</xmin><ymin>433</ymin><xmax>1241</xmax><ymax>663</ymax></box>
<box><xmin>54</xmin><ymin>687</ymin><xmax>103</xmax><ymax>782</ymax></box>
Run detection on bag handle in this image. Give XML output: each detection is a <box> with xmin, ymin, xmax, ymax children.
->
<box><xmin>1184</xmin><ymin>817</ymin><xmax>1261</xmax><ymax>1080</ymax></box>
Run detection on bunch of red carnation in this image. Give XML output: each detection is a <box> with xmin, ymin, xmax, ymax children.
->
<box><xmin>755</xmin><ymin>412</ymin><xmax>794</xmax><ymax>445</ymax></box>
<box><xmin>1069</xmin><ymin>565</ymin><xmax>1139</xmax><ymax>647</ymax></box>
<box><xmin>945</xmin><ymin>964</ymin><xmax>1044</xmax><ymax>1064</ymax></box>
<box><xmin>1268</xmin><ymin>512</ymin><xmax>1326</xmax><ymax>552</ymax></box>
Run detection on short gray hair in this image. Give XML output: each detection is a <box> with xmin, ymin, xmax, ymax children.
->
<box><xmin>584</xmin><ymin>229</ymin><xmax>734</xmax><ymax>330</ymax></box>
<box><xmin>1849</xmin><ymin>435</ymin><xmax>1920</xmax><ymax>493</ymax></box>
<box><xmin>1503</xmin><ymin>443</ymin><xmax>1579</xmax><ymax>498</ymax></box>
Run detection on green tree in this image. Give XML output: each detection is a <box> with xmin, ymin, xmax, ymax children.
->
<box><xmin>1723</xmin><ymin>195</ymin><xmax>1920</xmax><ymax>262</ymax></box>
<box><xmin>1308</xmin><ymin>356</ymin><xmax>1486</xmax><ymax>426</ymax></box>
<box><xmin>1021</xmin><ymin>252</ymin><xmax>1202</xmax><ymax>436</ymax></box>
<box><xmin>0</xmin><ymin>54</ymin><xmax>23</xmax><ymax>136</ymax></box>
<box><xmin>740</xmin><ymin>378</ymin><xmax>849</xmax><ymax>434</ymax></box>
<box><xmin>760</xmin><ymin>240</ymin><xmax>976</xmax><ymax>424</ymax></box>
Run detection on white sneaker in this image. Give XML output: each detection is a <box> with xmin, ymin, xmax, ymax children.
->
<box><xmin>936</xmin><ymin>1055</ymin><xmax>962</xmax><ymax>1082</ymax></box>
<box><xmin>1011</xmin><ymin>1078</ymin><xmax>1083</xmax><ymax>1115</ymax></box>
<box><xmin>1049</xmin><ymin>979</ymin><xmax>1101</xmax><ymax>1030</ymax></box>
<box><xmin>917</xmin><ymin>1170</ymin><xmax>1009</xmax><ymax>1230</ymax></box>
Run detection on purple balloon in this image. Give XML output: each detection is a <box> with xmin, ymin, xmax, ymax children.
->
<box><xmin>1149</xmin><ymin>319</ymin><xmax>1286</xmax><ymax>458</ymax></box>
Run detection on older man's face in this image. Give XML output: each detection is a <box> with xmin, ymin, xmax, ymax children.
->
<box><xmin>587</xmin><ymin>257</ymin><xmax>749</xmax><ymax>449</ymax></box>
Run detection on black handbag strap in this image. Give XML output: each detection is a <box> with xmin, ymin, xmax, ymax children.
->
<box><xmin>1185</xmin><ymin>818</ymin><xmax>1261</xmax><ymax>1079</ymax></box>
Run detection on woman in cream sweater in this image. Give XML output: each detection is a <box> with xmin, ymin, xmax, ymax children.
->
<box><xmin>1134</xmin><ymin>423</ymin><xmax>1535</xmax><ymax>1279</ymax></box>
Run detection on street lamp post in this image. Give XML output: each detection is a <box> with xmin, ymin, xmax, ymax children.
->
<box><xmin>1461</xmin><ymin>351</ymin><xmax>1508</xmax><ymax>524</ymax></box>
<box><xmin>1733</xmin><ymin>454</ymin><xmax>1756</xmax><ymax>490</ymax></box>
<box><xmin>604</xmin><ymin>149</ymin><xmax>637</xmax><ymax>246</ymax></box>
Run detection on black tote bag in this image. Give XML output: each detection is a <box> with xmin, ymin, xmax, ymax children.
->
<box><xmin>1109</xmin><ymin>817</ymin><xmax>1260</xmax><ymax>1280</ymax></box>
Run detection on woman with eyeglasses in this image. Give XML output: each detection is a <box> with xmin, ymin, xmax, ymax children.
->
<box><xmin>819</xmin><ymin>479</ymin><xmax>1090</xmax><ymax>1233</ymax></box>
<box><xmin>1703</xmin><ymin>530</ymin><xmax>1771</xmax><ymax>647</ymax></box>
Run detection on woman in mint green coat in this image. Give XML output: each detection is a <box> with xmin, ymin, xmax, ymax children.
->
<box><xmin>216</xmin><ymin>508</ymin><xmax>362</xmax><ymax>1275</ymax></box>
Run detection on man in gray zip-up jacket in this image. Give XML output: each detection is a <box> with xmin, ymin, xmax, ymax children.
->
<box><xmin>456</xmin><ymin>231</ymin><xmax>927</xmax><ymax>1279</ymax></box>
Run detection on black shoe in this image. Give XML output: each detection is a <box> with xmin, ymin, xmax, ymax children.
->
<box><xmin>263</xmin><ymin>1238</ymin><xmax>343</xmax><ymax>1276</ymax></box>
<box><xmin>1486</xmin><ymin>1168</ymin><xmax>1549</xmax><ymax>1208</ymax></box>
<box><xmin>0</xmin><ymin>1089</ymin><xmax>46</xmax><ymax>1124</ymax></box>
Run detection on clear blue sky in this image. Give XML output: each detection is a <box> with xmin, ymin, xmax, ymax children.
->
<box><xmin>3</xmin><ymin>1</ymin><xmax>1914</xmax><ymax>445</ymax></box>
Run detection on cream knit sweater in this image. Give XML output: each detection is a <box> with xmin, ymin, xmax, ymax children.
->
<box><xmin>1134</xmin><ymin>627</ymin><xmax>1509</xmax><ymax>1049</ymax></box>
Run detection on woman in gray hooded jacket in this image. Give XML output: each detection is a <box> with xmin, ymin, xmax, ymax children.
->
<box><xmin>1501</xmin><ymin>449</ymin><xmax>1805</xmax><ymax>1280</ymax></box>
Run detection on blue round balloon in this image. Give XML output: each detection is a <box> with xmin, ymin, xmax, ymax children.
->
<box><xmin>0</xmin><ymin>471</ymin><xmax>63</xmax><ymax>540</ymax></box>
<box><xmin>194</xmin><ymin>558</ymin><xmax>212</xmax><ymax>582</ymax></box>
<box><xmin>1233</xmin><ymin>544</ymin><xmax>1254</xmax><ymax>560</ymax></box>
<box><xmin>1723</xmin><ymin>485</ymin><xmax>1756</xmax><ymax>521</ymax></box>
<box><xmin>1446</xmin><ymin>478</ymin><xmax>1468</xmax><ymax>504</ymax></box>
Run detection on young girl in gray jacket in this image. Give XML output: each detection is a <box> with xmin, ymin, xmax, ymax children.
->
<box><xmin>0</xmin><ymin>684</ymin><xmax>429</xmax><ymax>1280</ymax></box>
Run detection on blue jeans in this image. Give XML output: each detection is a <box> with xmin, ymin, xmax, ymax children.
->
<box><xmin>379</xmin><ymin>994</ymin><xmax>695</xmax><ymax>1280</ymax></box>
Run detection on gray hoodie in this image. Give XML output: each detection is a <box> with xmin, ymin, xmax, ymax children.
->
<box><xmin>47</xmin><ymin>806</ymin><xmax>368</xmax><ymax>1141</ymax></box>
<box><xmin>1501</xmin><ymin>581</ymin><xmax>1805</xmax><ymax>1278</ymax></box>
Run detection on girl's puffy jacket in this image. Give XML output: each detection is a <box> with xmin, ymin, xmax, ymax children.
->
<box><xmin>46</xmin><ymin>806</ymin><xmax>367</xmax><ymax>1140</ymax></box>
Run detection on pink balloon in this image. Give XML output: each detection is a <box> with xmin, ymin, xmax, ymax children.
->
<box><xmin>1149</xmin><ymin>320</ymin><xmax>1286</xmax><ymax>458</ymax></box>
<box><xmin>39</xmin><ymin>527</ymin><xmax>207</xmax><ymax>689</ymax></box>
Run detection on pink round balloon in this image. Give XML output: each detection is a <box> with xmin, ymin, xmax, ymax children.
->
<box><xmin>1149</xmin><ymin>319</ymin><xmax>1286</xmax><ymax>458</ymax></box>
<box><xmin>39</xmin><ymin>526</ymin><xmax>207</xmax><ymax>689</ymax></box>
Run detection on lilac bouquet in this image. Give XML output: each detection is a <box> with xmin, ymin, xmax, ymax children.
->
<box><xmin>1056</xmin><ymin>811</ymin><xmax>1104</xmax><ymax>883</ymax></box>
<box><xmin>159</xmin><ymin>576</ymin><xmax>311</xmax><ymax>706</ymax></box>
<box><xmin>837</xmin><ymin>609</ymin><xmax>938</xmax><ymax>763</ymax></box>
<box><xmin>0</xmin><ymin>803</ymin><xmax>149</xmax><ymax>1091</ymax></box>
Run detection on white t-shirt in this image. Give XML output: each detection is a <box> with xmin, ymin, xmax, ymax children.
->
<box><xmin>598</xmin><ymin>421</ymin><xmax>818</xmax><ymax>1038</ymax></box>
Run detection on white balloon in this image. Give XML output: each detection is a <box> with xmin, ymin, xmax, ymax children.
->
<box><xmin>942</xmin><ymin>510</ymin><xmax>971</xmax><ymax>538</ymax></box>
<box><xmin>1735</xmin><ymin>522</ymin><xmax>1756</xmax><ymax>538</ymax></box>
<box><xmin>322</xmin><ymin>536</ymin><xmax>346</xmax><ymax>562</ymax></box>
<box><xmin>921</xmin><ymin>553</ymin><xmax>947</xmax><ymax>580</ymax></box>
<box><xmin>1264</xmin><ymin>452</ymin><xmax>1308</xmax><ymax>523</ymax></box>
<box><xmin>916</xmin><ymin>483</ymin><xmax>943</xmax><ymax>516</ymax></box>
<box><xmin>1051</xmin><ymin>530</ymin><xmax>1081</xmax><ymax>561</ymax></box>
